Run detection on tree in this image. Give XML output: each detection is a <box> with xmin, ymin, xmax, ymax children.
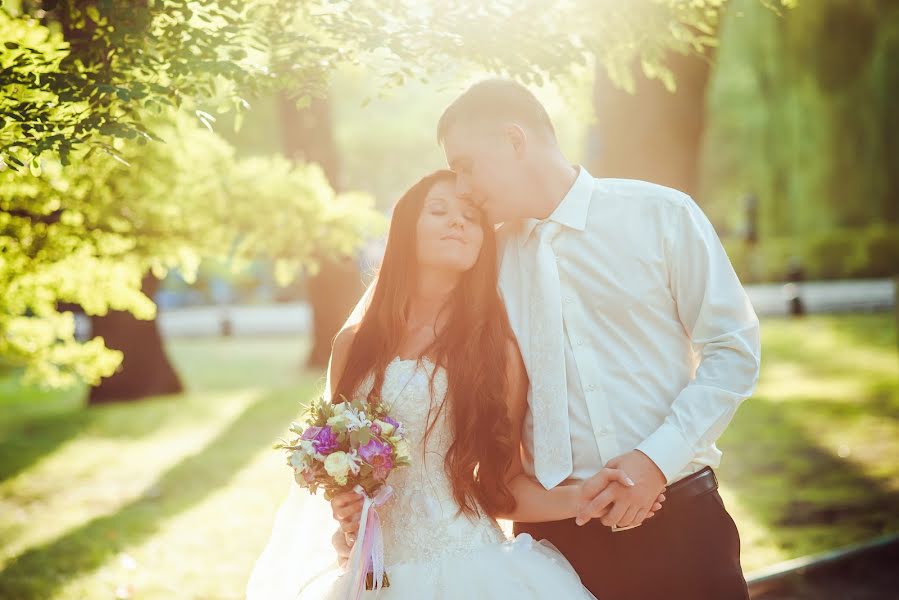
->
<box><xmin>1</xmin><ymin>0</ymin><xmax>795</xmax><ymax>394</ymax></box>
<box><xmin>0</xmin><ymin>108</ymin><xmax>380</xmax><ymax>390</ymax></box>
<box><xmin>589</xmin><ymin>46</ymin><xmax>713</xmax><ymax>198</ymax></box>
<box><xmin>277</xmin><ymin>94</ymin><xmax>365</xmax><ymax>368</ymax></box>
<box><xmin>3</xmin><ymin>0</ymin><xmax>797</xmax><ymax>170</ymax></box>
<box><xmin>699</xmin><ymin>0</ymin><xmax>898</xmax><ymax>276</ymax></box>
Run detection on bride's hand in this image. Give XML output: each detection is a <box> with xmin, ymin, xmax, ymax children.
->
<box><xmin>574</xmin><ymin>467</ymin><xmax>665</xmax><ymax>527</ymax></box>
<box><xmin>331</xmin><ymin>528</ymin><xmax>353</xmax><ymax>569</ymax></box>
<box><xmin>331</xmin><ymin>490</ymin><xmax>364</xmax><ymax>535</ymax></box>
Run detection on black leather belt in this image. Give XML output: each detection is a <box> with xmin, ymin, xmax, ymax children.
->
<box><xmin>609</xmin><ymin>466</ymin><xmax>719</xmax><ymax>531</ymax></box>
<box><xmin>664</xmin><ymin>465</ymin><xmax>718</xmax><ymax>505</ymax></box>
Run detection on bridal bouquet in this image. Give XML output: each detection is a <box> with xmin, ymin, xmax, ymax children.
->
<box><xmin>275</xmin><ymin>395</ymin><xmax>410</xmax><ymax>596</ymax></box>
<box><xmin>276</xmin><ymin>395</ymin><xmax>411</xmax><ymax>499</ymax></box>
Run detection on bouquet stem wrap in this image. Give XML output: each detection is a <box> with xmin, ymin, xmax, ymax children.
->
<box><xmin>347</xmin><ymin>484</ymin><xmax>393</xmax><ymax>599</ymax></box>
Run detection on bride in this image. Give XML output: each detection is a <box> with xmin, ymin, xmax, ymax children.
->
<box><xmin>246</xmin><ymin>170</ymin><xmax>661</xmax><ymax>599</ymax></box>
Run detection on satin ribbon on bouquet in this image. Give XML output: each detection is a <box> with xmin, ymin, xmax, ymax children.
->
<box><xmin>347</xmin><ymin>484</ymin><xmax>393</xmax><ymax>599</ymax></box>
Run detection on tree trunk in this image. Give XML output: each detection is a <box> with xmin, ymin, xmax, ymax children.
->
<box><xmin>587</xmin><ymin>50</ymin><xmax>713</xmax><ymax>200</ymax></box>
<box><xmin>88</xmin><ymin>272</ymin><xmax>183</xmax><ymax>404</ymax></box>
<box><xmin>277</xmin><ymin>95</ymin><xmax>363</xmax><ymax>369</ymax></box>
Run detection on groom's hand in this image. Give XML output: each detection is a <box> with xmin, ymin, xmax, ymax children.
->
<box><xmin>576</xmin><ymin>451</ymin><xmax>667</xmax><ymax>528</ymax></box>
<box><xmin>599</xmin><ymin>450</ymin><xmax>666</xmax><ymax>529</ymax></box>
<box><xmin>331</xmin><ymin>490</ymin><xmax>364</xmax><ymax>535</ymax></box>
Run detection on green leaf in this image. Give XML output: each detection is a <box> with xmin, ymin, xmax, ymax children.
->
<box><xmin>357</xmin><ymin>428</ymin><xmax>371</xmax><ymax>446</ymax></box>
<box><xmin>195</xmin><ymin>110</ymin><xmax>216</xmax><ymax>132</ymax></box>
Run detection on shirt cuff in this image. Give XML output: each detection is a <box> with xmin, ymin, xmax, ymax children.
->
<box><xmin>636</xmin><ymin>423</ymin><xmax>695</xmax><ymax>485</ymax></box>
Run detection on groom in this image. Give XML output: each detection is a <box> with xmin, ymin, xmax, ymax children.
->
<box><xmin>337</xmin><ymin>79</ymin><xmax>761</xmax><ymax>599</ymax></box>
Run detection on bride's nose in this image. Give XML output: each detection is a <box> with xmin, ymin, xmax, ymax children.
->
<box><xmin>448</xmin><ymin>213</ymin><xmax>465</xmax><ymax>230</ymax></box>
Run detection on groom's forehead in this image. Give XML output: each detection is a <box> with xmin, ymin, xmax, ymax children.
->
<box><xmin>442</xmin><ymin>123</ymin><xmax>492</xmax><ymax>160</ymax></box>
<box><xmin>441</xmin><ymin>133</ymin><xmax>468</xmax><ymax>168</ymax></box>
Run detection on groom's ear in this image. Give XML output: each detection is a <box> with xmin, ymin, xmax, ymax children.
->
<box><xmin>504</xmin><ymin>124</ymin><xmax>527</xmax><ymax>158</ymax></box>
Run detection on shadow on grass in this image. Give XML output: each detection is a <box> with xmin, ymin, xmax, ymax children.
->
<box><xmin>0</xmin><ymin>410</ymin><xmax>94</xmax><ymax>483</ymax></box>
<box><xmin>718</xmin><ymin>393</ymin><xmax>899</xmax><ymax>558</ymax></box>
<box><xmin>0</xmin><ymin>377</ymin><xmax>88</xmax><ymax>483</ymax></box>
<box><xmin>0</xmin><ymin>385</ymin><xmax>305</xmax><ymax>600</ymax></box>
<box><xmin>0</xmin><ymin>390</ymin><xmax>204</xmax><ymax>483</ymax></box>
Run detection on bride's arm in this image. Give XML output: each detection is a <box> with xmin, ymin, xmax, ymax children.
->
<box><xmin>497</xmin><ymin>339</ymin><xmax>633</xmax><ymax>523</ymax></box>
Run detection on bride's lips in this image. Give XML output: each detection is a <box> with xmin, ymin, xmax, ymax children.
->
<box><xmin>441</xmin><ymin>234</ymin><xmax>466</xmax><ymax>244</ymax></box>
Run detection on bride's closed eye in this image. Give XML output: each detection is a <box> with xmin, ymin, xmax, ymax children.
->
<box><xmin>425</xmin><ymin>199</ymin><xmax>448</xmax><ymax>215</ymax></box>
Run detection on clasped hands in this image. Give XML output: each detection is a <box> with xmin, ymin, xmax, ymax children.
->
<box><xmin>328</xmin><ymin>450</ymin><xmax>667</xmax><ymax>567</ymax></box>
<box><xmin>575</xmin><ymin>450</ymin><xmax>667</xmax><ymax>529</ymax></box>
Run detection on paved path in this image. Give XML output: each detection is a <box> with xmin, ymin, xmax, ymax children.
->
<box><xmin>749</xmin><ymin>538</ymin><xmax>899</xmax><ymax>599</ymax></box>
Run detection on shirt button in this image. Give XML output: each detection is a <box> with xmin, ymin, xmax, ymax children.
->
<box><xmin>599</xmin><ymin>427</ymin><xmax>612</xmax><ymax>436</ymax></box>
<box><xmin>586</xmin><ymin>384</ymin><xmax>596</xmax><ymax>392</ymax></box>
<box><xmin>576</xmin><ymin>339</ymin><xmax>584</xmax><ymax>346</ymax></box>
<box><xmin>564</xmin><ymin>296</ymin><xmax>573</xmax><ymax>304</ymax></box>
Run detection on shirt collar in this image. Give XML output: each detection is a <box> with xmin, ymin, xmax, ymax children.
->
<box><xmin>520</xmin><ymin>165</ymin><xmax>594</xmax><ymax>247</ymax></box>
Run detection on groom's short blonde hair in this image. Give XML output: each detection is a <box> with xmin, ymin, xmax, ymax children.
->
<box><xmin>437</xmin><ymin>78</ymin><xmax>557</xmax><ymax>144</ymax></box>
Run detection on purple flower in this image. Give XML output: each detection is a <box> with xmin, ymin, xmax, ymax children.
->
<box><xmin>302</xmin><ymin>425</ymin><xmax>339</xmax><ymax>455</ymax></box>
<box><xmin>381</xmin><ymin>416</ymin><xmax>400</xmax><ymax>430</ymax></box>
<box><xmin>358</xmin><ymin>438</ymin><xmax>394</xmax><ymax>481</ymax></box>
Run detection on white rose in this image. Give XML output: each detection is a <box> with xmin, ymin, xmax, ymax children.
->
<box><xmin>324</xmin><ymin>451</ymin><xmax>353</xmax><ymax>485</ymax></box>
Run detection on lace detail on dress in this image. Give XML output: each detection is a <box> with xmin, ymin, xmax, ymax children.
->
<box><xmin>355</xmin><ymin>357</ymin><xmax>506</xmax><ymax>566</ymax></box>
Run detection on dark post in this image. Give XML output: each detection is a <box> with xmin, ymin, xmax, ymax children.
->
<box><xmin>220</xmin><ymin>308</ymin><xmax>233</xmax><ymax>338</ymax></box>
<box><xmin>744</xmin><ymin>192</ymin><xmax>759</xmax><ymax>246</ymax></box>
<box><xmin>894</xmin><ymin>277</ymin><xmax>898</xmax><ymax>364</ymax></box>
<box><xmin>785</xmin><ymin>257</ymin><xmax>806</xmax><ymax>317</ymax></box>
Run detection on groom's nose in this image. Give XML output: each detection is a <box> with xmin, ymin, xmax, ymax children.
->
<box><xmin>455</xmin><ymin>176</ymin><xmax>472</xmax><ymax>200</ymax></box>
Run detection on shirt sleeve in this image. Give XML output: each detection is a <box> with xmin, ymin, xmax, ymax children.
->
<box><xmin>636</xmin><ymin>194</ymin><xmax>761</xmax><ymax>484</ymax></box>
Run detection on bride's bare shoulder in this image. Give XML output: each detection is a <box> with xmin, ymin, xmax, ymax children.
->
<box><xmin>332</xmin><ymin>326</ymin><xmax>356</xmax><ymax>354</ymax></box>
<box><xmin>329</xmin><ymin>326</ymin><xmax>357</xmax><ymax>382</ymax></box>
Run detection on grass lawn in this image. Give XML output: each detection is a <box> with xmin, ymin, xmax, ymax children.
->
<box><xmin>717</xmin><ymin>313</ymin><xmax>899</xmax><ymax>573</ymax></box>
<box><xmin>1</xmin><ymin>314</ymin><xmax>897</xmax><ymax>598</ymax></box>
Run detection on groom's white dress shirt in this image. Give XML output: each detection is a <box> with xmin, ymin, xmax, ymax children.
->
<box><xmin>498</xmin><ymin>166</ymin><xmax>761</xmax><ymax>490</ymax></box>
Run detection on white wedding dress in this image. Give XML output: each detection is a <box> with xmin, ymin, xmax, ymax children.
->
<box><xmin>246</xmin><ymin>356</ymin><xmax>595</xmax><ymax>599</ymax></box>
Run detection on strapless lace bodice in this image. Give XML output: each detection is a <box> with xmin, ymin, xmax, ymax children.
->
<box><xmin>355</xmin><ymin>357</ymin><xmax>506</xmax><ymax>566</ymax></box>
<box><xmin>248</xmin><ymin>359</ymin><xmax>597</xmax><ymax>600</ymax></box>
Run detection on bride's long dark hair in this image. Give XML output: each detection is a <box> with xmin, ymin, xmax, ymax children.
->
<box><xmin>332</xmin><ymin>170</ymin><xmax>518</xmax><ymax>519</ymax></box>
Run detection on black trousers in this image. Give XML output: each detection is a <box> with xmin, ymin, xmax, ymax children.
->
<box><xmin>513</xmin><ymin>489</ymin><xmax>749</xmax><ymax>600</ymax></box>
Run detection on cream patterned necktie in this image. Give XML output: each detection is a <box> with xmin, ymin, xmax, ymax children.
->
<box><xmin>528</xmin><ymin>220</ymin><xmax>573</xmax><ymax>489</ymax></box>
